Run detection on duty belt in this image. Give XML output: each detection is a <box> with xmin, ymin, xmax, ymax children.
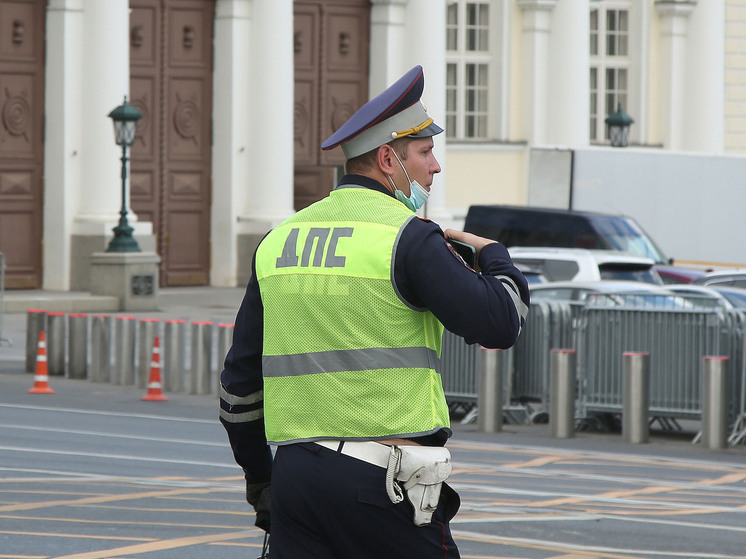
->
<box><xmin>315</xmin><ymin>440</ymin><xmax>452</xmax><ymax>526</ymax></box>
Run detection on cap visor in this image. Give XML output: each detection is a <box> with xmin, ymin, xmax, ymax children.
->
<box><xmin>409</xmin><ymin>122</ymin><xmax>444</xmax><ymax>138</ymax></box>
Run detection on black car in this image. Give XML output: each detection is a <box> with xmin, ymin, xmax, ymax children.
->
<box><xmin>464</xmin><ymin>205</ymin><xmax>670</xmax><ymax>264</ymax></box>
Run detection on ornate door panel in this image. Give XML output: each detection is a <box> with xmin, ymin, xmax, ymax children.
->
<box><xmin>293</xmin><ymin>0</ymin><xmax>369</xmax><ymax>210</ymax></box>
<box><xmin>130</xmin><ymin>0</ymin><xmax>213</xmax><ymax>286</ymax></box>
<box><xmin>0</xmin><ymin>0</ymin><xmax>45</xmax><ymax>288</ymax></box>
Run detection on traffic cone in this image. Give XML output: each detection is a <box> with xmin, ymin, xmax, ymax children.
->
<box><xmin>142</xmin><ymin>336</ymin><xmax>168</xmax><ymax>401</ymax></box>
<box><xmin>29</xmin><ymin>331</ymin><xmax>54</xmax><ymax>394</ymax></box>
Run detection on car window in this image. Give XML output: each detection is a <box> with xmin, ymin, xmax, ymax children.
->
<box><xmin>704</xmin><ymin>277</ymin><xmax>746</xmax><ymax>289</ymax></box>
<box><xmin>718</xmin><ymin>290</ymin><xmax>746</xmax><ymax>308</ymax></box>
<box><xmin>512</xmin><ymin>258</ymin><xmax>580</xmax><ymax>281</ymax></box>
<box><xmin>599</xmin><ymin>265</ymin><xmax>661</xmax><ymax>285</ymax></box>
<box><xmin>588</xmin><ymin>215</ymin><xmax>668</xmax><ymax>263</ymax></box>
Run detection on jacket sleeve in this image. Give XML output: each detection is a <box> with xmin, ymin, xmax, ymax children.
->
<box><xmin>219</xmin><ymin>251</ymin><xmax>273</xmax><ymax>483</ymax></box>
<box><xmin>395</xmin><ymin>218</ymin><xmax>529</xmax><ymax>349</ymax></box>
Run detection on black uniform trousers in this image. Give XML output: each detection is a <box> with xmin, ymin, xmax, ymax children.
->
<box><xmin>269</xmin><ymin>442</ymin><xmax>461</xmax><ymax>559</ymax></box>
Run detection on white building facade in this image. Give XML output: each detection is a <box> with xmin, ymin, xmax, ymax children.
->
<box><xmin>0</xmin><ymin>0</ymin><xmax>742</xmax><ymax>292</ymax></box>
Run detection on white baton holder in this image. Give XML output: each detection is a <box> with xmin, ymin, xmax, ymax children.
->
<box><xmin>385</xmin><ymin>445</ymin><xmax>453</xmax><ymax>526</ymax></box>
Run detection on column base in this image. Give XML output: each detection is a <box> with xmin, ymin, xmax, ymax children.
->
<box><xmin>90</xmin><ymin>251</ymin><xmax>161</xmax><ymax>311</ymax></box>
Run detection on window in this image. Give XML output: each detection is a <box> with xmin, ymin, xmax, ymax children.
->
<box><xmin>590</xmin><ymin>5</ymin><xmax>630</xmax><ymax>143</ymax></box>
<box><xmin>446</xmin><ymin>1</ymin><xmax>494</xmax><ymax>140</ymax></box>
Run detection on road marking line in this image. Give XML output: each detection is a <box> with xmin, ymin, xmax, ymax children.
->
<box><xmin>0</xmin><ymin>487</ymin><xmax>213</xmax><ymax>513</ymax></box>
<box><xmin>52</xmin><ymin>529</ymin><xmax>257</xmax><ymax>559</ymax></box>
<box><xmin>1</xmin><ymin>423</ymin><xmax>226</xmax><ymax>447</ymax></box>
<box><xmin>0</xmin><ymin>403</ymin><xmax>214</xmax><ymax>424</ymax></box>
<box><xmin>0</xmin><ymin>529</ymin><xmax>155</xmax><ymax>542</ymax></box>
<box><xmin>0</xmin><ymin>445</ymin><xmax>235</xmax><ymax>469</ymax></box>
<box><xmin>452</xmin><ymin>529</ymin><xmax>745</xmax><ymax>559</ymax></box>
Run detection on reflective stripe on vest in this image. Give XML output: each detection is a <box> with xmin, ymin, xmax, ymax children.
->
<box><xmin>262</xmin><ymin>346</ymin><xmax>440</xmax><ymax>377</ymax></box>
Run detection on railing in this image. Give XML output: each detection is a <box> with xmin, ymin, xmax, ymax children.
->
<box><xmin>439</xmin><ymin>295</ymin><xmax>746</xmax><ymax>445</ymax></box>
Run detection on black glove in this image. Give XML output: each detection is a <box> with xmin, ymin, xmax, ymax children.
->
<box><xmin>246</xmin><ymin>480</ymin><xmax>271</xmax><ymax>533</ymax></box>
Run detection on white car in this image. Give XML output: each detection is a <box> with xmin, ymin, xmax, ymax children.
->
<box><xmin>665</xmin><ymin>284</ymin><xmax>746</xmax><ymax>310</ymax></box>
<box><xmin>529</xmin><ymin>280</ymin><xmax>690</xmax><ymax>308</ymax></box>
<box><xmin>691</xmin><ymin>269</ymin><xmax>746</xmax><ymax>289</ymax></box>
<box><xmin>508</xmin><ymin>247</ymin><xmax>662</xmax><ymax>285</ymax></box>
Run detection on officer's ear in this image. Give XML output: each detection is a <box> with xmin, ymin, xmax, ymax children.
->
<box><xmin>377</xmin><ymin>144</ymin><xmax>397</xmax><ymax>175</ymax></box>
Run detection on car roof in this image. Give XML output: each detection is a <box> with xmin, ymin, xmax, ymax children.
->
<box><xmin>530</xmin><ymin>280</ymin><xmax>667</xmax><ymax>293</ymax></box>
<box><xmin>692</xmin><ymin>269</ymin><xmax>746</xmax><ymax>287</ymax></box>
<box><xmin>467</xmin><ymin>204</ymin><xmax>627</xmax><ymax>219</ymax></box>
<box><xmin>508</xmin><ymin>247</ymin><xmax>656</xmax><ymax>265</ymax></box>
<box><xmin>667</xmin><ymin>284</ymin><xmax>746</xmax><ymax>308</ymax></box>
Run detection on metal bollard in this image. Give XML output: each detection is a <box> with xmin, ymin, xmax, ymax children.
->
<box><xmin>190</xmin><ymin>321</ymin><xmax>214</xmax><ymax>395</ymax></box>
<box><xmin>47</xmin><ymin>312</ymin><xmax>67</xmax><ymax>376</ymax></box>
<box><xmin>26</xmin><ymin>309</ymin><xmax>46</xmax><ymax>373</ymax></box>
<box><xmin>217</xmin><ymin>322</ymin><xmax>234</xmax><ymax>390</ymax></box>
<box><xmin>90</xmin><ymin>315</ymin><xmax>112</xmax><ymax>383</ymax></box>
<box><xmin>137</xmin><ymin>319</ymin><xmax>160</xmax><ymax>389</ymax></box>
<box><xmin>550</xmin><ymin>349</ymin><xmax>576</xmax><ymax>439</ymax></box>
<box><xmin>114</xmin><ymin>316</ymin><xmax>136</xmax><ymax>385</ymax></box>
<box><xmin>478</xmin><ymin>347</ymin><xmax>502</xmax><ymax>433</ymax></box>
<box><xmin>163</xmin><ymin>319</ymin><xmax>186</xmax><ymax>392</ymax></box>
<box><xmin>68</xmin><ymin>314</ymin><xmax>89</xmax><ymax>380</ymax></box>
<box><xmin>623</xmin><ymin>352</ymin><xmax>650</xmax><ymax>444</ymax></box>
<box><xmin>702</xmin><ymin>356</ymin><xmax>728</xmax><ymax>450</ymax></box>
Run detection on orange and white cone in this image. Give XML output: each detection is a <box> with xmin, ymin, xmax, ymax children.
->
<box><xmin>29</xmin><ymin>331</ymin><xmax>54</xmax><ymax>394</ymax></box>
<box><xmin>142</xmin><ymin>336</ymin><xmax>168</xmax><ymax>401</ymax></box>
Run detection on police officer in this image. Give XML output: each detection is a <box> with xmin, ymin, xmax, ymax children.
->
<box><xmin>220</xmin><ymin>65</ymin><xmax>530</xmax><ymax>558</ymax></box>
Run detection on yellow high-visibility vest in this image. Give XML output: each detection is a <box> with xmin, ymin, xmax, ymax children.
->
<box><xmin>255</xmin><ymin>187</ymin><xmax>449</xmax><ymax>444</ymax></box>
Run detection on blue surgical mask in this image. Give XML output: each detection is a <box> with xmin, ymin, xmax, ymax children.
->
<box><xmin>388</xmin><ymin>148</ymin><xmax>430</xmax><ymax>211</ymax></box>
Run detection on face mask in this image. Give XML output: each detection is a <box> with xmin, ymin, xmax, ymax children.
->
<box><xmin>388</xmin><ymin>148</ymin><xmax>430</xmax><ymax>211</ymax></box>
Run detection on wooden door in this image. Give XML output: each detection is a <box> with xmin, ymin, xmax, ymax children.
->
<box><xmin>0</xmin><ymin>0</ymin><xmax>45</xmax><ymax>288</ymax></box>
<box><xmin>294</xmin><ymin>0</ymin><xmax>370</xmax><ymax>210</ymax></box>
<box><xmin>129</xmin><ymin>0</ymin><xmax>214</xmax><ymax>286</ymax></box>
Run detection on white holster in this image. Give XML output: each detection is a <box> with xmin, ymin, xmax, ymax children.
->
<box><xmin>385</xmin><ymin>445</ymin><xmax>452</xmax><ymax>526</ymax></box>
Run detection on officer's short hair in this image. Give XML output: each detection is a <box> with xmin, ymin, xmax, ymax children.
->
<box><xmin>345</xmin><ymin>137</ymin><xmax>412</xmax><ymax>175</ymax></box>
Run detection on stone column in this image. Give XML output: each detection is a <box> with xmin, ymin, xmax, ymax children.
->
<box><xmin>517</xmin><ymin>0</ymin><xmax>558</xmax><ymax>145</ymax></box>
<box><xmin>44</xmin><ymin>0</ymin><xmax>84</xmax><ymax>290</ymax></box>
<box><xmin>681</xmin><ymin>1</ymin><xmax>724</xmax><ymax>153</ymax></box>
<box><xmin>369</xmin><ymin>0</ymin><xmax>408</xmax><ymax>89</ymax></box>
<box><xmin>546</xmin><ymin>0</ymin><xmax>590</xmax><ymax>147</ymax></box>
<box><xmin>211</xmin><ymin>0</ymin><xmax>252</xmax><ymax>286</ymax></box>
<box><xmin>655</xmin><ymin>1</ymin><xmax>696</xmax><ymax>151</ymax></box>
<box><xmin>235</xmin><ymin>0</ymin><xmax>295</xmax><ymax>277</ymax></box>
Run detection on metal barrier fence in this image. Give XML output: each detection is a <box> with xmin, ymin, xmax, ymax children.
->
<box><xmin>439</xmin><ymin>297</ymin><xmax>746</xmax><ymax>444</ymax></box>
<box><xmin>577</xmin><ymin>306</ymin><xmax>741</xmax><ymax>422</ymax></box>
<box><xmin>440</xmin><ymin>329</ymin><xmax>480</xmax><ymax>405</ymax></box>
<box><xmin>511</xmin><ymin>300</ymin><xmax>575</xmax><ymax>406</ymax></box>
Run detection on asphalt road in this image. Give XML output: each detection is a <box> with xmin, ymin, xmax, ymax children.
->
<box><xmin>2</xmin><ymin>371</ymin><xmax>746</xmax><ymax>559</ymax></box>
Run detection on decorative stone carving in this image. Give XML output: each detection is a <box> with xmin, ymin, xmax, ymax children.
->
<box><xmin>295</xmin><ymin>99</ymin><xmax>309</xmax><ymax>145</ymax></box>
<box><xmin>131</xmin><ymin>96</ymin><xmax>149</xmax><ymax>146</ymax></box>
<box><xmin>12</xmin><ymin>20</ymin><xmax>24</xmax><ymax>45</ymax></box>
<box><xmin>173</xmin><ymin>94</ymin><xmax>200</xmax><ymax>142</ymax></box>
<box><xmin>131</xmin><ymin>25</ymin><xmax>144</xmax><ymax>48</ymax></box>
<box><xmin>183</xmin><ymin>25</ymin><xmax>195</xmax><ymax>49</ymax></box>
<box><xmin>2</xmin><ymin>91</ymin><xmax>30</xmax><ymax>139</ymax></box>
<box><xmin>330</xmin><ymin>96</ymin><xmax>354</xmax><ymax>132</ymax></box>
<box><xmin>339</xmin><ymin>32</ymin><xmax>350</xmax><ymax>55</ymax></box>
